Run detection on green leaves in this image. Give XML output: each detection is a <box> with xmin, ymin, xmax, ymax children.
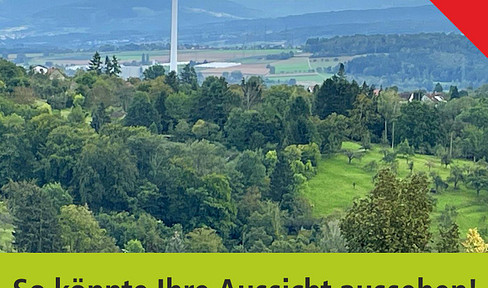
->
<box><xmin>341</xmin><ymin>169</ymin><xmax>434</xmax><ymax>253</ymax></box>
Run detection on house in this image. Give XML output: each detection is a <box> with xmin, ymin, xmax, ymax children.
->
<box><xmin>422</xmin><ymin>92</ymin><xmax>447</xmax><ymax>104</ymax></box>
<box><xmin>32</xmin><ymin>65</ymin><xmax>48</xmax><ymax>74</ymax></box>
<box><xmin>46</xmin><ymin>67</ymin><xmax>66</xmax><ymax>81</ymax></box>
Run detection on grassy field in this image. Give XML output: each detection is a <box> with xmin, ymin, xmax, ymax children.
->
<box><xmin>302</xmin><ymin>142</ymin><xmax>487</xmax><ymax>236</ymax></box>
<box><xmin>309</xmin><ymin>56</ymin><xmax>358</xmax><ymax>70</ymax></box>
<box><xmin>272</xmin><ymin>56</ymin><xmax>312</xmax><ymax>74</ymax></box>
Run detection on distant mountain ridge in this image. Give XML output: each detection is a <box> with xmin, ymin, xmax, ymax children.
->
<box><xmin>0</xmin><ymin>1</ymin><xmax>458</xmax><ymax>48</ymax></box>
<box><xmin>230</xmin><ymin>0</ymin><xmax>431</xmax><ymax>17</ymax></box>
<box><xmin>180</xmin><ymin>5</ymin><xmax>458</xmax><ymax>46</ymax></box>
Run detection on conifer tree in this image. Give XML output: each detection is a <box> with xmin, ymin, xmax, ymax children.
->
<box><xmin>104</xmin><ymin>56</ymin><xmax>112</xmax><ymax>75</ymax></box>
<box><xmin>111</xmin><ymin>55</ymin><xmax>121</xmax><ymax>76</ymax></box>
<box><xmin>88</xmin><ymin>52</ymin><xmax>103</xmax><ymax>75</ymax></box>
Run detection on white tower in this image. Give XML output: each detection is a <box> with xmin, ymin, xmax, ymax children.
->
<box><xmin>170</xmin><ymin>0</ymin><xmax>178</xmax><ymax>73</ymax></box>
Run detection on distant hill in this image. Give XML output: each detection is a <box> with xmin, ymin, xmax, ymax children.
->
<box><xmin>181</xmin><ymin>6</ymin><xmax>458</xmax><ymax>46</ymax></box>
<box><xmin>231</xmin><ymin>0</ymin><xmax>431</xmax><ymax>17</ymax></box>
<box><xmin>0</xmin><ymin>0</ymin><xmax>257</xmax><ymax>40</ymax></box>
<box><xmin>0</xmin><ymin>1</ymin><xmax>458</xmax><ymax>49</ymax></box>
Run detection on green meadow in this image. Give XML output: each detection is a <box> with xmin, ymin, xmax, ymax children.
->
<box><xmin>303</xmin><ymin>142</ymin><xmax>488</xmax><ymax>236</ymax></box>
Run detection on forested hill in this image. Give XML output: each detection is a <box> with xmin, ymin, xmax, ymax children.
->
<box><xmin>1</xmin><ymin>4</ymin><xmax>456</xmax><ymax>48</ymax></box>
<box><xmin>183</xmin><ymin>5</ymin><xmax>457</xmax><ymax>46</ymax></box>
<box><xmin>305</xmin><ymin>34</ymin><xmax>478</xmax><ymax>57</ymax></box>
<box><xmin>2</xmin><ymin>55</ymin><xmax>488</xmax><ymax>253</ymax></box>
<box><xmin>305</xmin><ymin>33</ymin><xmax>488</xmax><ymax>90</ymax></box>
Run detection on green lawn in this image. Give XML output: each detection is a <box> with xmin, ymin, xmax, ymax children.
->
<box><xmin>302</xmin><ymin>142</ymin><xmax>488</xmax><ymax>236</ymax></box>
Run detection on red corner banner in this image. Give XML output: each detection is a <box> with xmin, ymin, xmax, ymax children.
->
<box><xmin>430</xmin><ymin>0</ymin><xmax>488</xmax><ymax>58</ymax></box>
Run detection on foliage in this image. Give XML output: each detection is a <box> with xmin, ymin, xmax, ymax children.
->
<box><xmin>185</xmin><ymin>227</ymin><xmax>226</xmax><ymax>253</ymax></box>
<box><xmin>124</xmin><ymin>92</ymin><xmax>159</xmax><ymax>129</ymax></box>
<box><xmin>59</xmin><ymin>205</ymin><xmax>118</xmax><ymax>252</ymax></box>
<box><xmin>341</xmin><ymin>169</ymin><xmax>433</xmax><ymax>252</ymax></box>
<box><xmin>88</xmin><ymin>52</ymin><xmax>103</xmax><ymax>75</ymax></box>
<box><xmin>2</xmin><ymin>180</ymin><xmax>61</xmax><ymax>252</ymax></box>
<box><xmin>143</xmin><ymin>65</ymin><xmax>165</xmax><ymax>81</ymax></box>
<box><xmin>436</xmin><ymin>205</ymin><xmax>460</xmax><ymax>253</ymax></box>
<box><xmin>462</xmin><ymin>228</ymin><xmax>488</xmax><ymax>253</ymax></box>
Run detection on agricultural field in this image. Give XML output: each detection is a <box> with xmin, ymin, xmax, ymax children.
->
<box><xmin>22</xmin><ymin>48</ymin><xmax>344</xmax><ymax>86</ymax></box>
<box><xmin>26</xmin><ymin>49</ymin><xmax>290</xmax><ymax>66</ymax></box>
<box><xmin>271</xmin><ymin>55</ymin><xmax>312</xmax><ymax>74</ymax></box>
<box><xmin>303</xmin><ymin>142</ymin><xmax>486</xmax><ymax>236</ymax></box>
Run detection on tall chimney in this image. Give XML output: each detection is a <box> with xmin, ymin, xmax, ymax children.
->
<box><xmin>170</xmin><ymin>0</ymin><xmax>178</xmax><ymax>73</ymax></box>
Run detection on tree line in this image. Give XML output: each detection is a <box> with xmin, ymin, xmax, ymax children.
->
<box><xmin>1</xmin><ymin>55</ymin><xmax>488</xmax><ymax>253</ymax></box>
<box><xmin>305</xmin><ymin>33</ymin><xmax>488</xmax><ymax>90</ymax></box>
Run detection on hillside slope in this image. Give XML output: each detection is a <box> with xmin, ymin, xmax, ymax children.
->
<box><xmin>303</xmin><ymin>142</ymin><xmax>487</xmax><ymax>236</ymax></box>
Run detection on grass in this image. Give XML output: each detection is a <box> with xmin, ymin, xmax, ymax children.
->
<box><xmin>309</xmin><ymin>56</ymin><xmax>358</xmax><ymax>70</ymax></box>
<box><xmin>272</xmin><ymin>57</ymin><xmax>311</xmax><ymax>74</ymax></box>
<box><xmin>302</xmin><ymin>142</ymin><xmax>488</xmax><ymax>236</ymax></box>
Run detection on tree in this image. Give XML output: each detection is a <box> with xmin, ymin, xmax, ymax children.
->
<box><xmin>318</xmin><ymin>220</ymin><xmax>348</xmax><ymax>253</ymax></box>
<box><xmin>0</xmin><ymin>202</ymin><xmax>15</xmax><ymax>252</ymax></box>
<box><xmin>449</xmin><ymin>85</ymin><xmax>460</xmax><ymax>99</ymax></box>
<box><xmin>315</xmin><ymin>113</ymin><xmax>349</xmax><ymax>153</ymax></box>
<box><xmin>241</xmin><ymin>76</ymin><xmax>264</xmax><ymax>110</ymax></box>
<box><xmin>448</xmin><ymin>165</ymin><xmax>465</xmax><ymax>190</ymax></box>
<box><xmin>434</xmin><ymin>82</ymin><xmax>444</xmax><ymax>93</ymax></box>
<box><xmin>185</xmin><ymin>227</ymin><xmax>226</xmax><ymax>252</ymax></box>
<box><xmin>268</xmin><ymin>153</ymin><xmax>296</xmax><ymax>202</ymax></box>
<box><xmin>431</xmin><ymin>172</ymin><xmax>448</xmax><ymax>193</ymax></box>
<box><xmin>39</xmin><ymin>125</ymin><xmax>96</xmax><ymax>187</ymax></box>
<box><xmin>337</xmin><ymin>63</ymin><xmax>345</xmax><ymax>78</ymax></box>
<box><xmin>467</xmin><ymin>165</ymin><xmax>488</xmax><ymax>196</ymax></box>
<box><xmin>180</xmin><ymin>64</ymin><xmax>198</xmax><ymax>88</ymax></box>
<box><xmin>143</xmin><ymin>65</ymin><xmax>166</xmax><ymax>80</ymax></box>
<box><xmin>436</xmin><ymin>205</ymin><xmax>460</xmax><ymax>253</ymax></box>
<box><xmin>285</xmin><ymin>96</ymin><xmax>317</xmax><ymax>145</ymax></box>
<box><xmin>314</xmin><ymin>76</ymin><xmax>359</xmax><ymax>119</ymax></box>
<box><xmin>88</xmin><ymin>52</ymin><xmax>103</xmax><ymax>75</ymax></box>
<box><xmin>110</xmin><ymin>55</ymin><xmax>121</xmax><ymax>76</ymax></box>
<box><xmin>396</xmin><ymin>101</ymin><xmax>442</xmax><ymax>150</ymax></box>
<box><xmin>341</xmin><ymin>169</ymin><xmax>434</xmax><ymax>252</ymax></box>
<box><xmin>41</xmin><ymin>183</ymin><xmax>73</xmax><ymax>212</ymax></box>
<box><xmin>462</xmin><ymin>228</ymin><xmax>488</xmax><ymax>253</ymax></box>
<box><xmin>58</xmin><ymin>205</ymin><xmax>118</xmax><ymax>252</ymax></box>
<box><xmin>441</xmin><ymin>154</ymin><xmax>452</xmax><ymax>168</ymax></box>
<box><xmin>193</xmin><ymin>76</ymin><xmax>240</xmax><ymax>128</ymax></box>
<box><xmin>348</xmin><ymin>93</ymin><xmax>378</xmax><ymax>143</ymax></box>
<box><xmin>124</xmin><ymin>92</ymin><xmax>159</xmax><ymax>128</ymax></box>
<box><xmin>378</xmin><ymin>89</ymin><xmax>400</xmax><ymax>148</ymax></box>
<box><xmin>165</xmin><ymin>71</ymin><xmax>179</xmax><ymax>92</ymax></box>
<box><xmin>90</xmin><ymin>102</ymin><xmax>111</xmax><ymax>132</ymax></box>
<box><xmin>397</xmin><ymin>139</ymin><xmax>415</xmax><ymax>163</ymax></box>
<box><xmin>2</xmin><ymin>181</ymin><xmax>61</xmax><ymax>252</ymax></box>
<box><xmin>0</xmin><ymin>113</ymin><xmax>35</xmax><ymax>185</ymax></box>
<box><xmin>381</xmin><ymin>149</ymin><xmax>397</xmax><ymax>164</ymax></box>
<box><xmin>104</xmin><ymin>56</ymin><xmax>113</xmax><ymax>75</ymax></box>
<box><xmin>123</xmin><ymin>240</ymin><xmax>145</xmax><ymax>253</ymax></box>
<box><xmin>342</xmin><ymin>149</ymin><xmax>363</xmax><ymax>164</ymax></box>
<box><xmin>73</xmin><ymin>137</ymin><xmax>138</xmax><ymax>211</ymax></box>
<box><xmin>235</xmin><ymin>150</ymin><xmax>267</xmax><ymax>190</ymax></box>
<box><xmin>165</xmin><ymin>231</ymin><xmax>185</xmax><ymax>253</ymax></box>
<box><xmin>196</xmin><ymin>174</ymin><xmax>237</xmax><ymax>236</ymax></box>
